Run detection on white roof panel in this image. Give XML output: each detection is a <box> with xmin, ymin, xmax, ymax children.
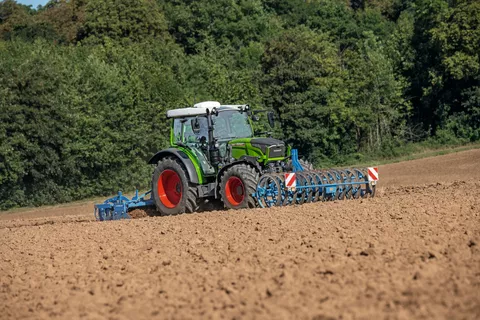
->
<box><xmin>167</xmin><ymin>107</ymin><xmax>207</xmax><ymax>118</ymax></box>
<box><xmin>193</xmin><ymin>101</ymin><xmax>221</xmax><ymax>109</ymax></box>
<box><xmin>166</xmin><ymin>102</ymin><xmax>247</xmax><ymax>118</ymax></box>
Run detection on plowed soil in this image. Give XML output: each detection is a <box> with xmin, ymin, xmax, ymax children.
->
<box><xmin>1</xmin><ymin>149</ymin><xmax>479</xmax><ymax>319</ymax></box>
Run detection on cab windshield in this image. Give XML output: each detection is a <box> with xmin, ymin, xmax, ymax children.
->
<box><xmin>213</xmin><ymin>110</ymin><xmax>253</xmax><ymax>140</ymax></box>
<box><xmin>172</xmin><ymin>110</ymin><xmax>253</xmax><ymax>144</ymax></box>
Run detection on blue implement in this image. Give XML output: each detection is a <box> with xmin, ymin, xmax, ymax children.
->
<box><xmin>94</xmin><ymin>190</ymin><xmax>155</xmax><ymax>221</ymax></box>
<box><xmin>254</xmin><ymin>149</ymin><xmax>377</xmax><ymax>207</ymax></box>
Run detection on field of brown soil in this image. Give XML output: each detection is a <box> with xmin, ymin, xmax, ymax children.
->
<box><xmin>1</xmin><ymin>149</ymin><xmax>479</xmax><ymax>319</ymax></box>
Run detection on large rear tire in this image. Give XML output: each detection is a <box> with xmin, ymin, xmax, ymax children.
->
<box><xmin>152</xmin><ymin>157</ymin><xmax>198</xmax><ymax>216</ymax></box>
<box><xmin>220</xmin><ymin>164</ymin><xmax>259</xmax><ymax>210</ymax></box>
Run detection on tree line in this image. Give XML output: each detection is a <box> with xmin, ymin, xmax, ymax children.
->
<box><xmin>0</xmin><ymin>0</ymin><xmax>478</xmax><ymax>209</ymax></box>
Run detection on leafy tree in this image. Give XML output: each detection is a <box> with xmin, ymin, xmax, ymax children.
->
<box><xmin>36</xmin><ymin>0</ymin><xmax>86</xmax><ymax>44</ymax></box>
<box><xmin>431</xmin><ymin>0</ymin><xmax>479</xmax><ymax>82</ymax></box>
<box><xmin>159</xmin><ymin>0</ymin><xmax>276</xmax><ymax>54</ymax></box>
<box><xmin>343</xmin><ymin>31</ymin><xmax>410</xmax><ymax>152</ymax></box>
<box><xmin>261</xmin><ymin>28</ymin><xmax>350</xmax><ymax>161</ymax></box>
<box><xmin>430</xmin><ymin>0</ymin><xmax>480</xmax><ymax>139</ymax></box>
<box><xmin>0</xmin><ymin>39</ymin><xmax>186</xmax><ymax>209</ymax></box>
<box><xmin>0</xmin><ymin>40</ymin><xmax>75</xmax><ymax>206</ymax></box>
<box><xmin>405</xmin><ymin>0</ymin><xmax>479</xmax><ymax>138</ymax></box>
<box><xmin>0</xmin><ymin>0</ymin><xmax>36</xmax><ymax>40</ymax></box>
<box><xmin>79</xmin><ymin>0</ymin><xmax>168</xmax><ymax>44</ymax></box>
<box><xmin>0</xmin><ymin>0</ymin><xmax>86</xmax><ymax>43</ymax></box>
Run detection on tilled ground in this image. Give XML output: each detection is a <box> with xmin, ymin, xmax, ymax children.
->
<box><xmin>1</xmin><ymin>149</ymin><xmax>479</xmax><ymax>319</ymax></box>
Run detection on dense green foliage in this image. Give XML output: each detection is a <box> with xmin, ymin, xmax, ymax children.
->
<box><xmin>0</xmin><ymin>0</ymin><xmax>478</xmax><ymax>209</ymax></box>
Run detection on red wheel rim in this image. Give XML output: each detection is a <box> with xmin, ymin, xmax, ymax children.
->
<box><xmin>157</xmin><ymin>169</ymin><xmax>182</xmax><ymax>208</ymax></box>
<box><xmin>225</xmin><ymin>176</ymin><xmax>245</xmax><ymax>206</ymax></box>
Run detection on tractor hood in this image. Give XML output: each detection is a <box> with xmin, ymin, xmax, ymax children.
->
<box><xmin>250</xmin><ymin>137</ymin><xmax>286</xmax><ymax>158</ymax></box>
<box><xmin>227</xmin><ymin>137</ymin><xmax>286</xmax><ymax>159</ymax></box>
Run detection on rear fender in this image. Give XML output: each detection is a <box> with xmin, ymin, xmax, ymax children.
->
<box><xmin>148</xmin><ymin>148</ymin><xmax>201</xmax><ymax>184</ymax></box>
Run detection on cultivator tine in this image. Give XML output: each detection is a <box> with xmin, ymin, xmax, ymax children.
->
<box><xmin>312</xmin><ymin>172</ymin><xmax>324</xmax><ymax>202</ymax></box>
<box><xmin>295</xmin><ymin>172</ymin><xmax>308</xmax><ymax>205</ymax></box>
<box><xmin>337</xmin><ymin>170</ymin><xmax>349</xmax><ymax>200</ymax></box>
<box><xmin>343</xmin><ymin>169</ymin><xmax>356</xmax><ymax>200</ymax></box>
<box><xmin>277</xmin><ymin>174</ymin><xmax>290</xmax><ymax>206</ymax></box>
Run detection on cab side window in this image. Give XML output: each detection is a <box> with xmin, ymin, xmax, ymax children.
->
<box><xmin>173</xmin><ymin>118</ymin><xmax>183</xmax><ymax>143</ymax></box>
<box><xmin>172</xmin><ymin>117</ymin><xmax>209</xmax><ymax>144</ymax></box>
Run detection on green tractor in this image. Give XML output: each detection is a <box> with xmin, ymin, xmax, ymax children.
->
<box><xmin>94</xmin><ymin>101</ymin><xmax>377</xmax><ymax>221</ymax></box>
<box><xmin>149</xmin><ymin>101</ymin><xmax>291</xmax><ymax>215</ymax></box>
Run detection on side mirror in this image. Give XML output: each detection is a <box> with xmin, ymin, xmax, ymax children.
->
<box><xmin>211</xmin><ymin>107</ymin><xmax>219</xmax><ymax>116</ymax></box>
<box><xmin>267</xmin><ymin>111</ymin><xmax>275</xmax><ymax>128</ymax></box>
<box><xmin>191</xmin><ymin>117</ymin><xmax>201</xmax><ymax>134</ymax></box>
<box><xmin>252</xmin><ymin>115</ymin><xmax>260</xmax><ymax>122</ymax></box>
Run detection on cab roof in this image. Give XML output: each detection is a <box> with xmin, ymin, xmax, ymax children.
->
<box><xmin>166</xmin><ymin>101</ymin><xmax>248</xmax><ymax>118</ymax></box>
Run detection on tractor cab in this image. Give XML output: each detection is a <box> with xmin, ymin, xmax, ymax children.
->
<box><xmin>167</xmin><ymin>101</ymin><xmax>287</xmax><ymax>175</ymax></box>
<box><xmin>170</xmin><ymin>102</ymin><xmax>253</xmax><ymax>146</ymax></box>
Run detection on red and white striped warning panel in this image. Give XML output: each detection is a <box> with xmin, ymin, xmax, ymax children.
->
<box><xmin>284</xmin><ymin>173</ymin><xmax>296</xmax><ymax>189</ymax></box>
<box><xmin>368</xmin><ymin>167</ymin><xmax>379</xmax><ymax>182</ymax></box>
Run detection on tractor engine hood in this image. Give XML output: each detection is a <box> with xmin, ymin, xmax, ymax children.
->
<box><xmin>250</xmin><ymin>138</ymin><xmax>286</xmax><ymax>158</ymax></box>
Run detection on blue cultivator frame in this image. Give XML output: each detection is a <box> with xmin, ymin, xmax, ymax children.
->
<box><xmin>254</xmin><ymin>150</ymin><xmax>377</xmax><ymax>208</ymax></box>
<box><xmin>290</xmin><ymin>149</ymin><xmax>304</xmax><ymax>172</ymax></box>
<box><xmin>94</xmin><ymin>190</ymin><xmax>154</xmax><ymax>221</ymax></box>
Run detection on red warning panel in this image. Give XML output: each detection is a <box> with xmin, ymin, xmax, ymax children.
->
<box><xmin>368</xmin><ymin>167</ymin><xmax>379</xmax><ymax>182</ymax></box>
<box><xmin>284</xmin><ymin>173</ymin><xmax>296</xmax><ymax>189</ymax></box>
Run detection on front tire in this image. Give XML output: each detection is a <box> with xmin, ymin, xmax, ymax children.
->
<box><xmin>152</xmin><ymin>157</ymin><xmax>198</xmax><ymax>216</ymax></box>
<box><xmin>220</xmin><ymin>164</ymin><xmax>259</xmax><ymax>209</ymax></box>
